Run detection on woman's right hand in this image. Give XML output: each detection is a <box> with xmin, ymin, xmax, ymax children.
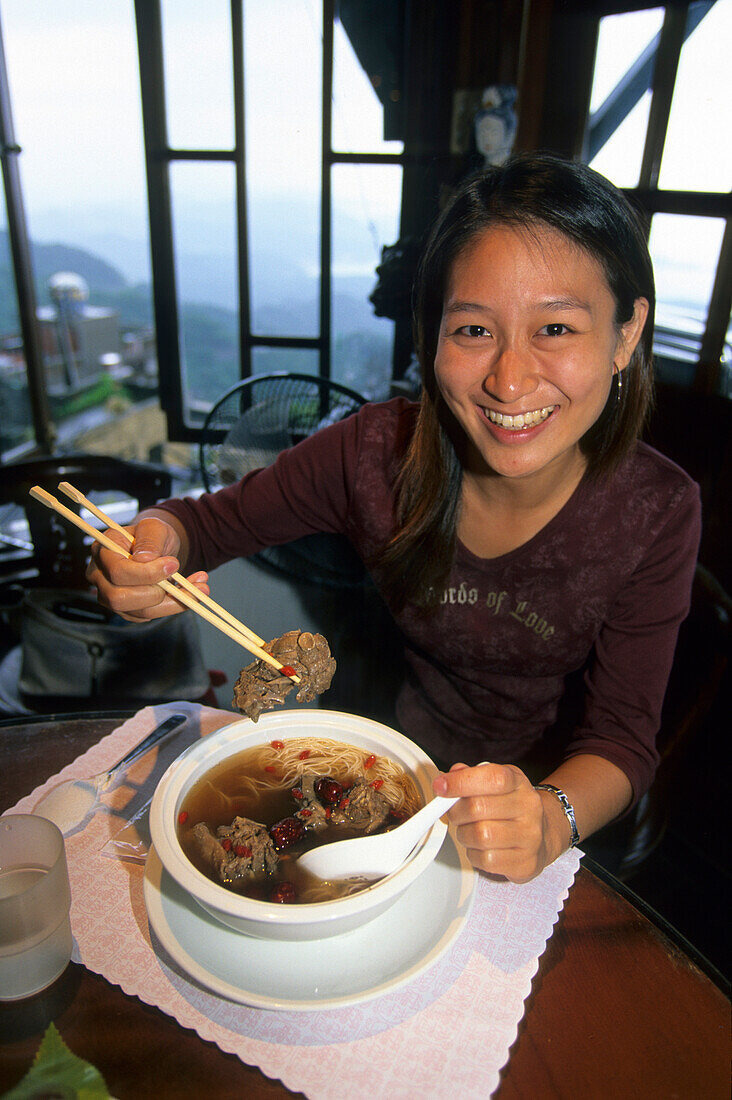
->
<box><xmin>86</xmin><ymin>514</ymin><xmax>209</xmax><ymax>622</ymax></box>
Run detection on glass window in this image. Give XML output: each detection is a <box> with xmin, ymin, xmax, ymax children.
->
<box><xmin>332</xmin><ymin>15</ymin><xmax>404</xmax><ymax>155</ymax></box>
<box><xmin>1</xmin><ymin>0</ymin><xmax>157</xmax><ymax>460</ymax></box>
<box><xmin>590</xmin><ymin>92</ymin><xmax>652</xmax><ymax>189</ymax></box>
<box><xmin>160</xmin><ymin>0</ymin><xmax>234</xmax><ymax>151</ymax></box>
<box><xmin>170</xmin><ymin>162</ymin><xmax>239</xmax><ymax>412</ymax></box>
<box><xmin>588</xmin><ymin>7</ymin><xmax>664</xmax><ymax>187</ymax></box>
<box><xmin>649</xmin><ymin>213</ymin><xmax>725</xmax><ymax>361</ymax></box>
<box><xmin>589</xmin><ymin>8</ymin><xmax>664</xmax><ymax>114</ymax></box>
<box><xmin>658</xmin><ymin>2</ymin><xmax>732</xmax><ymax>193</ymax></box>
<box><xmin>252</xmin><ymin>346</ymin><xmax>319</xmax><ymax>378</ymax></box>
<box><xmin>244</xmin><ymin>0</ymin><xmax>322</xmax><ymax>338</ymax></box>
<box><xmin>331</xmin><ymin>163</ymin><xmax>401</xmax><ymax>400</ymax></box>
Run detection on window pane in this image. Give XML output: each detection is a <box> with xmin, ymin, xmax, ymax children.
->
<box><xmin>589</xmin><ymin>9</ymin><xmax>664</xmax><ymax>114</ymax></box>
<box><xmin>332</xmin><ymin>13</ymin><xmax>404</xmax><ymax>154</ymax></box>
<box><xmin>650</xmin><ymin>213</ymin><xmax>724</xmax><ymax>364</ymax></box>
<box><xmin>244</xmin><ymin>0</ymin><xmax>321</xmax><ymax>337</ymax></box>
<box><xmin>658</xmin><ymin>3</ymin><xmax>732</xmax><ymax>192</ymax></box>
<box><xmin>170</xmin><ymin>162</ymin><xmax>239</xmax><ymax>414</ymax></box>
<box><xmin>587</xmin><ymin>8</ymin><xmax>663</xmax><ymax>186</ymax></box>
<box><xmin>252</xmin><ymin>347</ymin><xmax>319</xmax><ymax>377</ymax></box>
<box><xmin>0</xmin><ymin>186</ymin><xmax>33</xmax><ymax>456</ymax></box>
<box><xmin>331</xmin><ymin>164</ymin><xmax>401</xmax><ymax>400</ymax></box>
<box><xmin>590</xmin><ymin>92</ymin><xmax>652</xmax><ymax>189</ymax></box>
<box><xmin>1</xmin><ymin>0</ymin><xmax>158</xmax><ymax>460</ymax></box>
<box><xmin>160</xmin><ymin>0</ymin><xmax>234</xmax><ymax>150</ymax></box>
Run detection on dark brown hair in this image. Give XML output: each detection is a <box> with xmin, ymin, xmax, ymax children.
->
<box><xmin>376</xmin><ymin>152</ymin><xmax>656</xmax><ymax>612</ymax></box>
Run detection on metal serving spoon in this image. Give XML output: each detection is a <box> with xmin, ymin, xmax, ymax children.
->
<box><xmin>296</xmin><ymin>794</ymin><xmax>459</xmax><ymax>881</ymax></box>
<box><xmin>33</xmin><ymin>713</ymin><xmax>187</xmax><ymax>834</ymax></box>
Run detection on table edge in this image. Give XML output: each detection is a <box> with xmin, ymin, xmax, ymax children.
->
<box><xmin>582</xmin><ymin>855</ymin><xmax>730</xmax><ymax>995</ymax></box>
<box><xmin>0</xmin><ymin>708</ymin><xmax>136</xmax><ymax>727</ymax></box>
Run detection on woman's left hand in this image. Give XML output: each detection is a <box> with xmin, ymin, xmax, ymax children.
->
<box><xmin>432</xmin><ymin>762</ymin><xmax>563</xmax><ymax>882</ymax></box>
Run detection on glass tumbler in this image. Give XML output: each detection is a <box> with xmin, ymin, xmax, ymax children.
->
<box><xmin>0</xmin><ymin>813</ymin><xmax>73</xmax><ymax>1000</ymax></box>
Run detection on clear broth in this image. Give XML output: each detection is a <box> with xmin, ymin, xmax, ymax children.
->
<box><xmin>177</xmin><ymin>739</ymin><xmax>422</xmax><ymax>903</ymax></box>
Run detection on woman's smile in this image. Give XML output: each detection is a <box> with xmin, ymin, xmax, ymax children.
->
<box><xmin>481</xmin><ymin>404</ymin><xmax>556</xmax><ymax>432</ymax></box>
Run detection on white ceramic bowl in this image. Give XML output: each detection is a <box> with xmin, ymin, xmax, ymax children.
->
<box><xmin>148</xmin><ymin>709</ymin><xmax>447</xmax><ymax>941</ymax></box>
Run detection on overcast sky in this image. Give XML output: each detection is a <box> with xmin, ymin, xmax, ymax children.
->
<box><xmin>1</xmin><ymin>0</ymin><xmax>729</xmax><ymax>314</ymax></box>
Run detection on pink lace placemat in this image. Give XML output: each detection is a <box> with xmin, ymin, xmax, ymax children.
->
<box><xmin>7</xmin><ymin>703</ymin><xmax>581</xmax><ymax>1099</ymax></box>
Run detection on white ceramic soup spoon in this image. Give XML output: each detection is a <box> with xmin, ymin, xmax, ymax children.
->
<box><xmin>296</xmin><ymin>794</ymin><xmax>459</xmax><ymax>881</ymax></box>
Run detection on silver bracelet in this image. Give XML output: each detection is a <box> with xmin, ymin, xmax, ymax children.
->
<box><xmin>535</xmin><ymin>783</ymin><xmax>580</xmax><ymax>848</ymax></box>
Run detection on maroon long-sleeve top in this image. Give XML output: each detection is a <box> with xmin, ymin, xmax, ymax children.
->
<box><xmin>159</xmin><ymin>399</ymin><xmax>701</xmax><ymax>803</ymax></box>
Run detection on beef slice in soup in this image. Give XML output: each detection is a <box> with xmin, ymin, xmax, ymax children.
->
<box><xmin>292</xmin><ymin>773</ymin><xmax>331</xmax><ymax>831</ymax></box>
<box><xmin>330</xmin><ymin>778</ymin><xmax>392</xmax><ymax>834</ymax></box>
<box><xmin>232</xmin><ymin>630</ymin><xmax>336</xmax><ymax>722</ymax></box>
<box><xmin>190</xmin><ymin>817</ymin><xmax>279</xmax><ymax>886</ymax></box>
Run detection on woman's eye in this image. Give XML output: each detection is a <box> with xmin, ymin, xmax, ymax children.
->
<box><xmin>540</xmin><ymin>323</ymin><xmax>570</xmax><ymax>336</ymax></box>
<box><xmin>456</xmin><ymin>324</ymin><xmax>490</xmax><ymax>338</ymax></box>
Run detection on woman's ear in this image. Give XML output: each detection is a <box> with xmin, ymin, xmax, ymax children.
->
<box><xmin>615</xmin><ymin>297</ymin><xmax>649</xmax><ymax>371</ymax></box>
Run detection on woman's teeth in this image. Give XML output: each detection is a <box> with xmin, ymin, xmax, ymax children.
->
<box><xmin>485</xmin><ymin>406</ymin><xmax>554</xmax><ymax>430</ymax></box>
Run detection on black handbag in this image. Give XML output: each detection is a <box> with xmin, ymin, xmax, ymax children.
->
<box><xmin>18</xmin><ymin>589</ymin><xmax>210</xmax><ymax>706</ymax></box>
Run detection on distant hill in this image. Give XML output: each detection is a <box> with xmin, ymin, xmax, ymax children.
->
<box><xmin>0</xmin><ymin>230</ymin><xmax>128</xmax><ymax>303</ymax></box>
<box><xmin>0</xmin><ymin>228</ymin><xmax>394</xmax><ymax>401</ymax></box>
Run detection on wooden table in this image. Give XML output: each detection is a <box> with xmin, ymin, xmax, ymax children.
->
<box><xmin>0</xmin><ymin>713</ymin><xmax>729</xmax><ymax>1099</ymax></box>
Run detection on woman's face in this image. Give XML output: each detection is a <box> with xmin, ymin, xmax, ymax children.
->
<box><xmin>434</xmin><ymin>223</ymin><xmax>648</xmax><ymax>487</ymax></box>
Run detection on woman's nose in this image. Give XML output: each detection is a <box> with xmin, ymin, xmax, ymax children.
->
<box><xmin>483</xmin><ymin>345</ymin><xmax>538</xmax><ymax>402</ymax></box>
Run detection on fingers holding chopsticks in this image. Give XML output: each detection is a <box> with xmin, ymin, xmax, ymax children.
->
<box><xmin>86</xmin><ymin>516</ymin><xmax>209</xmax><ymax>622</ymax></box>
<box><xmin>34</xmin><ymin>483</ymin><xmax>296</xmax><ymax>678</ymax></box>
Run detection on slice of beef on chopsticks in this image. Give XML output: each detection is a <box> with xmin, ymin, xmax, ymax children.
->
<box><xmin>232</xmin><ymin>629</ymin><xmax>336</xmax><ymax>722</ymax></box>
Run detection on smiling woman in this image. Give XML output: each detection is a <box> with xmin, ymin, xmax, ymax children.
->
<box><xmin>87</xmin><ymin>154</ymin><xmax>701</xmax><ymax>887</ymax></box>
<box><xmin>434</xmin><ymin>224</ymin><xmax>648</xmax><ymax>498</ymax></box>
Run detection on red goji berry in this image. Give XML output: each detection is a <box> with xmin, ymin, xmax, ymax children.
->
<box><xmin>300</xmin><ymin>808</ymin><xmax>312</xmax><ymax>817</ymax></box>
<box><xmin>235</xmin><ymin>844</ymin><xmax>252</xmax><ymax>858</ymax></box>
<box><xmin>264</xmin><ymin>765</ymin><xmax>277</xmax><ymax>773</ymax></box>
<box><xmin>221</xmin><ymin>838</ymin><xmax>232</xmax><ymax>851</ymax></box>
<box><xmin>281</xmin><ymin>665</ymin><xmax>296</xmax><ymax>678</ymax></box>
<box><xmin>298</xmin><ymin>749</ymin><xmax>311</xmax><ymax>760</ymax></box>
<box><xmin>370</xmin><ymin>779</ymin><xmax>384</xmax><ymax>790</ymax></box>
<box><xmin>177</xmin><ymin>810</ymin><xmax>189</xmax><ymax>825</ymax></box>
<box><xmin>364</xmin><ymin>753</ymin><xmax>377</xmax><ymax>769</ymax></box>
<box><xmin>292</xmin><ymin>788</ymin><xmax>303</xmax><ymax>799</ymax></box>
<box><xmin>270</xmin><ymin>740</ymin><xmax>284</xmax><ymax>750</ymax></box>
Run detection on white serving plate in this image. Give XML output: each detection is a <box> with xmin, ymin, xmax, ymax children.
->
<box><xmin>144</xmin><ymin>829</ymin><xmax>476</xmax><ymax>1011</ymax></box>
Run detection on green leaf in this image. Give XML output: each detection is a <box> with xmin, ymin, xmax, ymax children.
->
<box><xmin>2</xmin><ymin>1022</ymin><xmax>112</xmax><ymax>1099</ymax></box>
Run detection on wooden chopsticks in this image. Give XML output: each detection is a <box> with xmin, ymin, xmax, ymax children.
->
<box><xmin>57</xmin><ymin>482</ymin><xmax>267</xmax><ymax>648</ymax></box>
<box><xmin>29</xmin><ymin>483</ymin><xmax>300</xmax><ymax>683</ymax></box>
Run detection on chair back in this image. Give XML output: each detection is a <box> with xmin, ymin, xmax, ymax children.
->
<box><xmin>0</xmin><ymin>453</ymin><xmax>172</xmax><ymax>591</ymax></box>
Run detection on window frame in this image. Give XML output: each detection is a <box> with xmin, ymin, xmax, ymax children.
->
<box><xmin>0</xmin><ymin>6</ymin><xmax>54</xmax><ymax>455</ymax></box>
<box><xmin>135</xmin><ymin>0</ymin><xmax>406</xmax><ymax>443</ymax></box>
<box><xmin>587</xmin><ymin>1</ymin><xmax>731</xmax><ymax>394</ymax></box>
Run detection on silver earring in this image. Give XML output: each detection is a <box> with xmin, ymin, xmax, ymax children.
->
<box><xmin>615</xmin><ymin>366</ymin><xmax>623</xmax><ymax>399</ymax></box>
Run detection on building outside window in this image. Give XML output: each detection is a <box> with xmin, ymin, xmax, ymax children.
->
<box><xmin>0</xmin><ymin>0</ymin><xmax>404</xmax><ymax>461</ymax></box>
